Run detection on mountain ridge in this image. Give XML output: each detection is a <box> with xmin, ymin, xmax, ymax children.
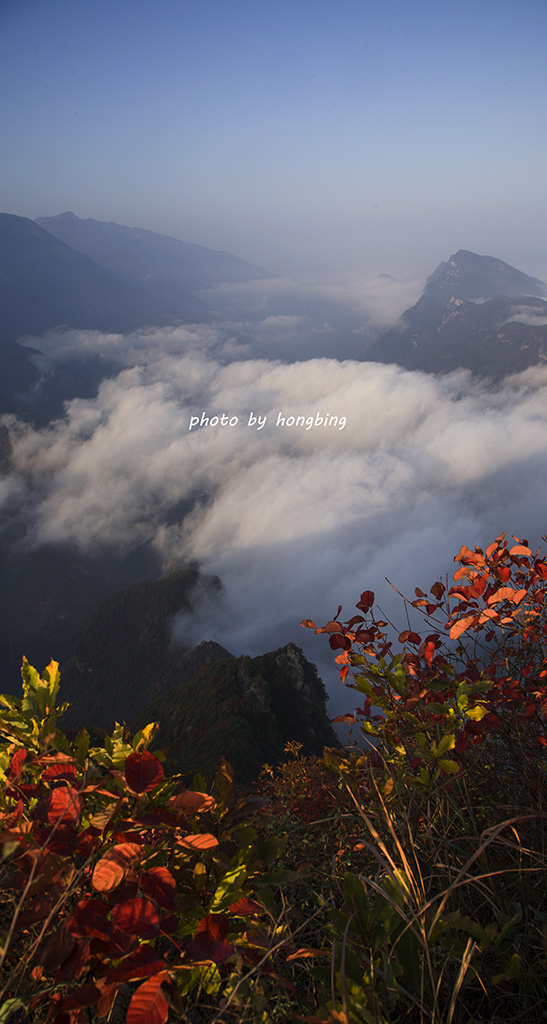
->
<box><xmin>35</xmin><ymin>211</ymin><xmax>275</xmax><ymax>310</ymax></box>
<box><xmin>367</xmin><ymin>249</ymin><xmax>547</xmax><ymax>376</ymax></box>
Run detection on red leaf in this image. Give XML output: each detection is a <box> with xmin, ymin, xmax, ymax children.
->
<box><xmin>354</xmin><ymin>628</ymin><xmax>377</xmax><ymax>643</ymax></box>
<box><xmin>67</xmin><ymin>899</ymin><xmax>112</xmax><ymax>941</ymax></box>
<box><xmin>329</xmin><ymin>633</ymin><xmax>351</xmax><ymax>651</ymax></box>
<box><xmin>300</xmin><ymin>619</ymin><xmax>316</xmax><ymax>629</ymax></box>
<box><xmin>423</xmin><ymin>641</ymin><xmax>436</xmax><ymax>666</ymax></box>
<box><xmin>55</xmin><ymin>939</ymin><xmax>90</xmax><ymax>984</ymax></box>
<box><xmin>430</xmin><ymin>581</ymin><xmax>445</xmax><ymax>600</ymax></box>
<box><xmin>229</xmin><ymin>897</ymin><xmax>264</xmax><ymax>916</ymax></box>
<box><xmin>286</xmin><ymin>948</ymin><xmax>330</xmax><ymax>962</ymax></box>
<box><xmin>124</xmin><ymin>752</ymin><xmax>164</xmax><ymax>794</ymax></box>
<box><xmin>111</xmin><ymin>898</ymin><xmax>160</xmax><ymax>938</ymax></box>
<box><xmin>356</xmin><ymin>590</ymin><xmax>374</xmax><ymax>612</ymax></box>
<box><xmin>95</xmin><ymin>981</ymin><xmax>118</xmax><ymax>1021</ymax></box>
<box><xmin>58</xmin><ymin>983</ymin><xmax>102</xmax><ymax>1010</ymax></box>
<box><xmin>106</xmin><ymin>946</ymin><xmax>167</xmax><ymax>984</ymax></box>
<box><xmin>47</xmin><ymin>786</ymin><xmax>83</xmax><ymax>825</ymax></box>
<box><xmin>187</xmin><ymin>915</ymin><xmax>235</xmax><ymax>964</ymax></box>
<box><xmin>18</xmin><ymin>897</ymin><xmax>53</xmax><ymax>928</ymax></box>
<box><xmin>398</xmin><ymin>630</ymin><xmax>421</xmax><ymax>645</ymax></box>
<box><xmin>126</xmin><ymin>973</ymin><xmax>171</xmax><ymax>1024</ymax></box>
<box><xmin>7</xmin><ymin>748</ymin><xmax>27</xmax><ymax>779</ymax></box>
<box><xmin>139</xmin><ymin>867</ymin><xmax>178</xmax><ymax>911</ymax></box>
<box><xmin>38</xmin><ymin>926</ymin><xmax>76</xmax><ymax>973</ymax></box>
<box><xmin>42</xmin><ymin>761</ymin><xmax>78</xmax><ymax>784</ymax></box>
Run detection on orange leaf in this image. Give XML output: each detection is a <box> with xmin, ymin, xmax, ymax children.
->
<box><xmin>126</xmin><ymin>972</ymin><xmax>171</xmax><ymax>1024</ymax></box>
<box><xmin>487</xmin><ymin>587</ymin><xmax>517</xmax><ymax>605</ymax></box>
<box><xmin>167</xmin><ymin>791</ymin><xmax>216</xmax><ymax>813</ymax></box>
<box><xmin>177</xmin><ymin>833</ymin><xmax>218</xmax><ymax>851</ymax></box>
<box><xmin>449</xmin><ymin>614</ymin><xmax>476</xmax><ymax>640</ymax></box>
<box><xmin>510</xmin><ymin>544</ymin><xmax>532</xmax><ymax>557</ymax></box>
<box><xmin>47</xmin><ymin>786</ymin><xmax>83</xmax><ymax>825</ymax></box>
<box><xmin>286</xmin><ymin>948</ymin><xmax>330</xmax><ymax>962</ymax></box>
<box><xmin>92</xmin><ymin>844</ymin><xmax>142</xmax><ymax>893</ymax></box>
<box><xmin>92</xmin><ymin>859</ymin><xmax>125</xmax><ymax>893</ymax></box>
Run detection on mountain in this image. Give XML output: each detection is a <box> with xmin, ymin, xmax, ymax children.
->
<box><xmin>136</xmin><ymin>642</ymin><xmax>338</xmax><ymax>785</ymax></box>
<box><xmin>0</xmin><ymin>536</ymin><xmax>164</xmax><ymax>694</ymax></box>
<box><xmin>0</xmin><ymin>213</ymin><xmax>179</xmax><ymax>412</ymax></box>
<box><xmin>35</xmin><ymin>212</ymin><xmax>275</xmax><ymax>312</ymax></box>
<box><xmin>367</xmin><ymin>250</ymin><xmax>547</xmax><ymax>376</ymax></box>
<box><xmin>56</xmin><ymin>567</ymin><xmax>337</xmax><ymax>785</ymax></box>
<box><xmin>58</xmin><ymin>567</ymin><xmax>222</xmax><ymax>730</ymax></box>
<box><xmin>0</xmin><ymin>213</ymin><xmax>176</xmax><ymax>343</ymax></box>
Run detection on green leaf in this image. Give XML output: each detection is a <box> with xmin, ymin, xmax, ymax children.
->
<box><xmin>0</xmin><ymin>999</ymin><xmax>28</xmax><ymax>1023</ymax></box>
<box><xmin>210</xmin><ymin>866</ymin><xmax>248</xmax><ymax>911</ymax></box>
<box><xmin>493</xmin><ymin>953</ymin><xmax>521</xmax><ymax>984</ymax></box>
<box><xmin>74</xmin><ymin>728</ymin><xmax>90</xmax><ymax>767</ymax></box>
<box><xmin>438</xmin><ymin>759</ymin><xmax>460</xmax><ymax>773</ymax></box>
<box><xmin>437</xmin><ymin>733</ymin><xmax>456</xmax><ymax>757</ymax></box>
<box><xmin>466</xmin><ymin>704</ymin><xmax>489</xmax><ymax>721</ymax></box>
<box><xmin>132</xmin><ymin>721</ymin><xmax>159</xmax><ymax>751</ymax></box>
<box><xmin>256</xmin><ymin>835</ymin><xmax>286</xmax><ymax>866</ymax></box>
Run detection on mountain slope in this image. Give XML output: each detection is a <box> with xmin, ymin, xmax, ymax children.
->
<box><xmin>0</xmin><ymin>213</ymin><xmax>179</xmax><ymax>411</ymax></box>
<box><xmin>35</xmin><ymin>212</ymin><xmax>275</xmax><ymax>312</ymax></box>
<box><xmin>138</xmin><ymin>642</ymin><xmax>338</xmax><ymax>784</ymax></box>
<box><xmin>368</xmin><ymin>250</ymin><xmax>547</xmax><ymax>376</ymax></box>
<box><xmin>0</xmin><ymin>213</ymin><xmax>175</xmax><ymax>341</ymax></box>
<box><xmin>59</xmin><ymin>568</ymin><xmax>222</xmax><ymax>730</ymax></box>
<box><xmin>55</xmin><ymin>564</ymin><xmax>337</xmax><ymax>784</ymax></box>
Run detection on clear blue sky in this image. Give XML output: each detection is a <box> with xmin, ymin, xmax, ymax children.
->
<box><xmin>2</xmin><ymin>0</ymin><xmax>547</xmax><ymax>279</ymax></box>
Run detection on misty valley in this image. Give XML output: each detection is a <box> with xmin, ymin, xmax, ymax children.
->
<box><xmin>1</xmin><ymin>212</ymin><xmax>547</xmax><ymax>776</ymax></box>
<box><xmin>3</xmin><ymin>212</ymin><xmax>547</xmax><ymax>1024</ymax></box>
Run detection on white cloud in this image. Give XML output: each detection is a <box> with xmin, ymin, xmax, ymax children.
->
<box><xmin>4</xmin><ymin>333</ymin><xmax>547</xmax><ymax>719</ymax></box>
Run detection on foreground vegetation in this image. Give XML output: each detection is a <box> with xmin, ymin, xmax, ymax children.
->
<box><xmin>2</xmin><ymin>531</ymin><xmax>547</xmax><ymax>1022</ymax></box>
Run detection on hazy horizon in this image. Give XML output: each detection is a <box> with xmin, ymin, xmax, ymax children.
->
<box><xmin>2</xmin><ymin>0</ymin><xmax>547</xmax><ymax>281</ymax></box>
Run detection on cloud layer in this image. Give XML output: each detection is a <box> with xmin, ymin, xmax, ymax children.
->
<box><xmin>5</xmin><ymin>321</ymin><xmax>547</xmax><ymax>717</ymax></box>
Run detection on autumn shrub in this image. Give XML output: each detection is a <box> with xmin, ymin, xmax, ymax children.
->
<box><xmin>299</xmin><ymin>532</ymin><xmax>547</xmax><ymax>1023</ymax></box>
<box><xmin>5</xmin><ymin>531</ymin><xmax>547</xmax><ymax>1024</ymax></box>
<box><xmin>0</xmin><ymin>659</ymin><xmax>312</xmax><ymax>1024</ymax></box>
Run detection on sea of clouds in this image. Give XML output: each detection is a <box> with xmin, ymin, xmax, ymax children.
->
<box><xmin>4</xmin><ymin>287</ymin><xmax>547</xmax><ymax>719</ymax></box>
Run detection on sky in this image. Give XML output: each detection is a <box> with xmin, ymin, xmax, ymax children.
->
<box><xmin>2</xmin><ymin>0</ymin><xmax>547</xmax><ymax>280</ymax></box>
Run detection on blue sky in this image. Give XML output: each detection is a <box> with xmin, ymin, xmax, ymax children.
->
<box><xmin>2</xmin><ymin>0</ymin><xmax>547</xmax><ymax>279</ymax></box>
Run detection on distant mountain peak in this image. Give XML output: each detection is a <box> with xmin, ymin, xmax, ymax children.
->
<box><xmin>424</xmin><ymin>249</ymin><xmax>546</xmax><ymax>302</ymax></box>
<box><xmin>368</xmin><ymin>249</ymin><xmax>547</xmax><ymax>377</ymax></box>
<box><xmin>35</xmin><ymin>212</ymin><xmax>275</xmax><ymax>292</ymax></box>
